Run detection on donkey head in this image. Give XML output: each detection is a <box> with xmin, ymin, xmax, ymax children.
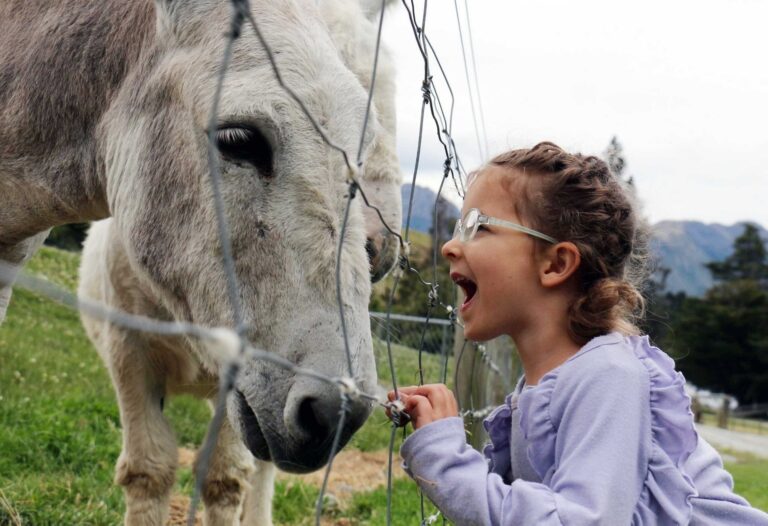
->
<box><xmin>103</xmin><ymin>0</ymin><xmax>400</xmax><ymax>472</ymax></box>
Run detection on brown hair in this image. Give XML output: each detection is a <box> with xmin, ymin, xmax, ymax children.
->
<box><xmin>490</xmin><ymin>141</ymin><xmax>650</xmax><ymax>343</ymax></box>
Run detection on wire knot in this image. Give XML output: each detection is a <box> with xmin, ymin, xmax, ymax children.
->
<box><xmin>427</xmin><ymin>285</ymin><xmax>439</xmax><ymax>307</ymax></box>
<box><xmin>335</xmin><ymin>377</ymin><xmax>361</xmax><ymax>399</ymax></box>
<box><xmin>205</xmin><ymin>328</ymin><xmax>243</xmax><ymax>366</ymax></box>
<box><xmin>442</xmin><ymin>157</ymin><xmax>453</xmax><ymax>177</ymax></box>
<box><xmin>399</xmin><ymin>241</ymin><xmax>411</xmax><ymax>262</ymax></box>
<box><xmin>399</xmin><ymin>254</ymin><xmax>409</xmax><ymax>271</ymax></box>
<box><xmin>421</xmin><ymin>78</ymin><xmax>432</xmax><ymax>103</ymax></box>
<box><xmin>446</xmin><ymin>305</ymin><xmax>459</xmax><ymax>322</ymax></box>
<box><xmin>347</xmin><ymin>180</ymin><xmax>359</xmax><ymax>200</ymax></box>
<box><xmin>387</xmin><ymin>399</ymin><xmax>411</xmax><ymax>428</ymax></box>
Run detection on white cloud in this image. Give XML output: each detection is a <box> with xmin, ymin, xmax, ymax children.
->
<box><xmin>383</xmin><ymin>0</ymin><xmax>768</xmax><ymax>226</ymax></box>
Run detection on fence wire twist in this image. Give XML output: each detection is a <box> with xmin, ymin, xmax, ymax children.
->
<box><xmin>0</xmin><ymin>0</ymin><xmax>512</xmax><ymax>524</ymax></box>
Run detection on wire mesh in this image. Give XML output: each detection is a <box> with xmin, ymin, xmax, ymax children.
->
<box><xmin>0</xmin><ymin>0</ymin><xmax>515</xmax><ymax>524</ymax></box>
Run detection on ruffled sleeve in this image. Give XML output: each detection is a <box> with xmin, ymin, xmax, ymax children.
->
<box><xmin>482</xmin><ymin>395</ymin><xmax>513</xmax><ymax>479</ymax></box>
<box><xmin>517</xmin><ymin>334</ymin><xmax>699</xmax><ymax>525</ymax></box>
<box><xmin>635</xmin><ymin>336</ymin><xmax>698</xmax><ymax>468</ymax></box>
<box><xmin>632</xmin><ymin>335</ymin><xmax>698</xmax><ymax>524</ymax></box>
<box><xmin>517</xmin><ymin>373</ymin><xmax>557</xmax><ymax>481</ymax></box>
<box><xmin>399</xmin><ymin>334</ymin><xmax>701</xmax><ymax>525</ymax></box>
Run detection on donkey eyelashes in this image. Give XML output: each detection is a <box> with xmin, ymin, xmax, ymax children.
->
<box><xmin>215</xmin><ymin>125</ymin><xmax>274</xmax><ymax>178</ymax></box>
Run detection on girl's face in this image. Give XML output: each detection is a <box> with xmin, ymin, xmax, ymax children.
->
<box><xmin>442</xmin><ymin>166</ymin><xmax>545</xmax><ymax>341</ymax></box>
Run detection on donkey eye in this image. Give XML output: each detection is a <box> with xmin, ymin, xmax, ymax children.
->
<box><xmin>215</xmin><ymin>125</ymin><xmax>273</xmax><ymax>177</ymax></box>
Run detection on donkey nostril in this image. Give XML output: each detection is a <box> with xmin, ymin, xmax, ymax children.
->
<box><xmin>297</xmin><ymin>397</ymin><xmax>330</xmax><ymax>440</ymax></box>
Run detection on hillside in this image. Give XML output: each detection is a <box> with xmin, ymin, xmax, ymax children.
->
<box><xmin>400</xmin><ymin>184</ymin><xmax>460</xmax><ymax>233</ymax></box>
<box><xmin>652</xmin><ymin>221</ymin><xmax>768</xmax><ymax>296</ymax></box>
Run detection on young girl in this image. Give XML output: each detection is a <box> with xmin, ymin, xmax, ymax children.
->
<box><xmin>389</xmin><ymin>142</ymin><xmax>768</xmax><ymax>525</ymax></box>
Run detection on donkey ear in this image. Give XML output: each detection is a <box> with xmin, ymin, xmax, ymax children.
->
<box><xmin>358</xmin><ymin>0</ymin><xmax>395</xmax><ymax>23</ymax></box>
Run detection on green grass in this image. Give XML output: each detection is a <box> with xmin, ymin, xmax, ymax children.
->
<box><xmin>725</xmin><ymin>451</ymin><xmax>768</xmax><ymax>511</ymax></box>
<box><xmin>373</xmin><ymin>338</ymin><xmax>452</xmax><ymax>388</ymax></box>
<box><xmin>0</xmin><ymin>247</ymin><xmax>444</xmax><ymax>524</ymax></box>
<box><xmin>270</xmin><ymin>478</ymin><xmax>443</xmax><ymax>526</ymax></box>
<box><xmin>0</xmin><ymin>249</ymin><xmax>213</xmax><ymax>524</ymax></box>
<box><xmin>2</xmin><ymin>246</ymin><xmax>767</xmax><ymax>524</ymax></box>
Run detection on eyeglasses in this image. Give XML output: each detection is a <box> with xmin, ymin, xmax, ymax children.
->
<box><xmin>452</xmin><ymin>208</ymin><xmax>558</xmax><ymax>244</ymax></box>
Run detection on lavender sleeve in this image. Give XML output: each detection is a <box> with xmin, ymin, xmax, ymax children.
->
<box><xmin>400</xmin><ymin>356</ymin><xmax>649</xmax><ymax>525</ymax></box>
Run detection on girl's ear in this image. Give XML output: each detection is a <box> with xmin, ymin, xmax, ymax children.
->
<box><xmin>539</xmin><ymin>242</ymin><xmax>581</xmax><ymax>288</ymax></box>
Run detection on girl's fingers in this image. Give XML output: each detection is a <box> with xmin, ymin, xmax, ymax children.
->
<box><xmin>404</xmin><ymin>394</ymin><xmax>435</xmax><ymax>429</ymax></box>
<box><xmin>395</xmin><ymin>384</ymin><xmax>450</xmax><ymax>398</ymax></box>
<box><xmin>394</xmin><ymin>386</ymin><xmax>421</xmax><ymax>396</ymax></box>
<box><xmin>407</xmin><ymin>385</ymin><xmax>457</xmax><ymax>415</ymax></box>
<box><xmin>404</xmin><ymin>394</ymin><xmax>429</xmax><ymax>412</ymax></box>
<box><xmin>388</xmin><ymin>384</ymin><xmax>458</xmax><ymax>426</ymax></box>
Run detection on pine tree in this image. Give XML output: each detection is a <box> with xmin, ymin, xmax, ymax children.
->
<box><xmin>668</xmin><ymin>224</ymin><xmax>768</xmax><ymax>404</ymax></box>
<box><xmin>706</xmin><ymin>224</ymin><xmax>768</xmax><ymax>287</ymax></box>
<box><xmin>603</xmin><ymin>135</ymin><xmax>633</xmax><ymax>186</ymax></box>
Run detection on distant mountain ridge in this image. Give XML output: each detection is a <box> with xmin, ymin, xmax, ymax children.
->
<box><xmin>651</xmin><ymin>220</ymin><xmax>768</xmax><ymax>296</ymax></box>
<box><xmin>400</xmin><ymin>185</ymin><xmax>460</xmax><ymax>234</ymax></box>
<box><xmin>402</xmin><ymin>184</ymin><xmax>767</xmax><ymax>297</ymax></box>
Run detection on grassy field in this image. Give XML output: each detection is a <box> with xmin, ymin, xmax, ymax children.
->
<box><xmin>1</xmin><ymin>246</ymin><xmax>766</xmax><ymax>524</ymax></box>
<box><xmin>725</xmin><ymin>453</ymin><xmax>768</xmax><ymax>511</ymax></box>
<box><xmin>0</xmin><ymin>247</ymin><xmax>445</xmax><ymax>524</ymax></box>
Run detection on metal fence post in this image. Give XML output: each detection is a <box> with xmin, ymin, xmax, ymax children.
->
<box><xmin>452</xmin><ymin>323</ymin><xmax>522</xmax><ymax>449</ymax></box>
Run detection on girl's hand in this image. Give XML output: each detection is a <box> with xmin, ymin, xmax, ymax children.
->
<box><xmin>387</xmin><ymin>384</ymin><xmax>459</xmax><ymax>430</ymax></box>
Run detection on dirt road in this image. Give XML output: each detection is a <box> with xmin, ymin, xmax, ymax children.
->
<box><xmin>696</xmin><ymin>423</ymin><xmax>768</xmax><ymax>459</ymax></box>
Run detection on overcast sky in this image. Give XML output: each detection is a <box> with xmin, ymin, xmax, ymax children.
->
<box><xmin>381</xmin><ymin>0</ymin><xmax>768</xmax><ymax>227</ymax></box>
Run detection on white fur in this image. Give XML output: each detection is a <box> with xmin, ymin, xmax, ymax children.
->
<box><xmin>77</xmin><ymin>1</ymin><xmax>401</xmax><ymax>524</ymax></box>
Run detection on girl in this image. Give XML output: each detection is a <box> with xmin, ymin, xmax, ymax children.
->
<box><xmin>389</xmin><ymin>142</ymin><xmax>768</xmax><ymax>525</ymax></box>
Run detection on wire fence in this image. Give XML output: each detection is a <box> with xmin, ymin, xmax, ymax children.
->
<box><xmin>0</xmin><ymin>0</ymin><xmax>512</xmax><ymax>524</ymax></box>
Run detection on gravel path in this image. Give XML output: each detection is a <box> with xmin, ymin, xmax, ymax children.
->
<box><xmin>696</xmin><ymin>423</ymin><xmax>768</xmax><ymax>459</ymax></box>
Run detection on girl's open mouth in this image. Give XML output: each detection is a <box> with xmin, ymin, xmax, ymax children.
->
<box><xmin>451</xmin><ymin>273</ymin><xmax>477</xmax><ymax>311</ymax></box>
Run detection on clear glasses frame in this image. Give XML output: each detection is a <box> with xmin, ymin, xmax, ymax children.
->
<box><xmin>452</xmin><ymin>208</ymin><xmax>558</xmax><ymax>244</ymax></box>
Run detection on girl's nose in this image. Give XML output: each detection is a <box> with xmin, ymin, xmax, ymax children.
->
<box><xmin>441</xmin><ymin>236</ymin><xmax>462</xmax><ymax>260</ymax></box>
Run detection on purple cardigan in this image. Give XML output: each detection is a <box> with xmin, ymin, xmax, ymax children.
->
<box><xmin>400</xmin><ymin>333</ymin><xmax>768</xmax><ymax>525</ymax></box>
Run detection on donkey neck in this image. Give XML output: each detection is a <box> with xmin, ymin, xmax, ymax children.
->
<box><xmin>0</xmin><ymin>0</ymin><xmax>155</xmax><ymax>244</ymax></box>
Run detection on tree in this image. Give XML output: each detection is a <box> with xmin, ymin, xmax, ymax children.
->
<box><xmin>44</xmin><ymin>223</ymin><xmax>89</xmax><ymax>251</ymax></box>
<box><xmin>429</xmin><ymin>194</ymin><xmax>458</xmax><ymax>257</ymax></box>
<box><xmin>706</xmin><ymin>224</ymin><xmax>768</xmax><ymax>287</ymax></box>
<box><xmin>643</xmin><ymin>266</ymin><xmax>687</xmax><ymax>347</ymax></box>
<box><xmin>667</xmin><ymin>224</ymin><xmax>768</xmax><ymax>404</ymax></box>
<box><xmin>605</xmin><ymin>135</ymin><xmax>675</xmax><ymax>344</ymax></box>
<box><xmin>369</xmin><ymin>194</ymin><xmax>458</xmax><ymax>353</ymax></box>
<box><xmin>603</xmin><ymin>135</ymin><xmax>633</xmax><ymax>186</ymax></box>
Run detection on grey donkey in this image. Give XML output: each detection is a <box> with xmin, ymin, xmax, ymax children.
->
<box><xmin>2</xmin><ymin>0</ymin><xmax>401</xmax><ymax>524</ymax></box>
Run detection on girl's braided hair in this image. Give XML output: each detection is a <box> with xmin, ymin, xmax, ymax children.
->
<box><xmin>490</xmin><ymin>141</ymin><xmax>650</xmax><ymax>343</ymax></box>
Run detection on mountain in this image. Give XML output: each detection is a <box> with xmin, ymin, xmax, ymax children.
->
<box><xmin>400</xmin><ymin>184</ymin><xmax>460</xmax><ymax>234</ymax></box>
<box><xmin>399</xmin><ymin>186</ymin><xmax>767</xmax><ymax>297</ymax></box>
<box><xmin>651</xmin><ymin>220</ymin><xmax>768</xmax><ymax>296</ymax></box>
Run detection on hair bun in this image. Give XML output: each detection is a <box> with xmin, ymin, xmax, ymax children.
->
<box><xmin>569</xmin><ymin>278</ymin><xmax>644</xmax><ymax>341</ymax></box>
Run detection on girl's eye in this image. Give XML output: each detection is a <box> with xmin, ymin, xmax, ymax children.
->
<box><xmin>215</xmin><ymin>125</ymin><xmax>274</xmax><ymax>177</ymax></box>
